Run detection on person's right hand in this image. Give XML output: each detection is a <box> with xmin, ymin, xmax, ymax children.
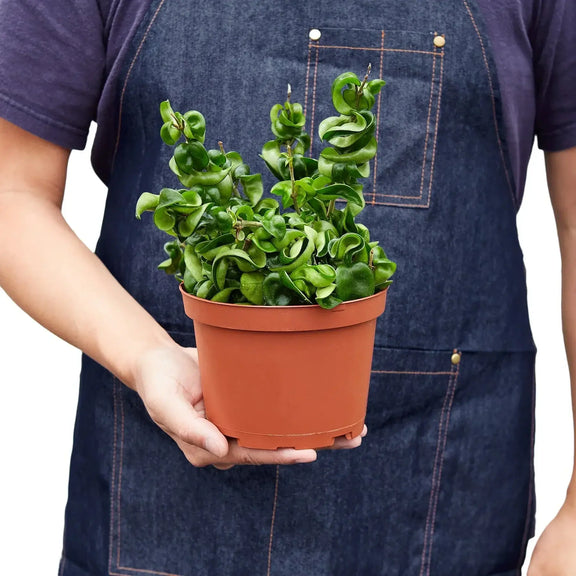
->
<box><xmin>133</xmin><ymin>343</ymin><xmax>365</xmax><ymax>470</ymax></box>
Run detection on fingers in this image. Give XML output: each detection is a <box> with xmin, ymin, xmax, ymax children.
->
<box><xmin>206</xmin><ymin>425</ymin><xmax>369</xmax><ymax>470</ymax></box>
<box><xmin>175</xmin><ymin>438</ymin><xmax>318</xmax><ymax>469</ymax></box>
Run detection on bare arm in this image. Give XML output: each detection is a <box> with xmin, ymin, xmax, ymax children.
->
<box><xmin>0</xmin><ymin>118</ymin><xmax>175</xmax><ymax>388</ymax></box>
<box><xmin>528</xmin><ymin>147</ymin><xmax>576</xmax><ymax>575</ymax></box>
<box><xmin>546</xmin><ymin>147</ymin><xmax>576</xmax><ymax>496</ymax></box>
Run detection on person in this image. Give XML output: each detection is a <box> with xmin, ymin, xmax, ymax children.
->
<box><xmin>0</xmin><ymin>0</ymin><xmax>575</xmax><ymax>574</ymax></box>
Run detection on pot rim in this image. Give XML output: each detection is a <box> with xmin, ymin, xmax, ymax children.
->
<box><xmin>180</xmin><ymin>284</ymin><xmax>389</xmax><ymax>332</ymax></box>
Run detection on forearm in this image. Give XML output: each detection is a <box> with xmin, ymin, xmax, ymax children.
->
<box><xmin>0</xmin><ymin>190</ymin><xmax>177</xmax><ymax>389</ymax></box>
<box><xmin>546</xmin><ymin>148</ymin><xmax>576</xmax><ymax>501</ymax></box>
<box><xmin>558</xmin><ymin>226</ymin><xmax>576</xmax><ymax>499</ymax></box>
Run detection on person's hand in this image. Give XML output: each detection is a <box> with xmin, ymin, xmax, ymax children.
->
<box><xmin>527</xmin><ymin>494</ymin><xmax>576</xmax><ymax>575</ymax></box>
<box><xmin>132</xmin><ymin>343</ymin><xmax>366</xmax><ymax>470</ymax></box>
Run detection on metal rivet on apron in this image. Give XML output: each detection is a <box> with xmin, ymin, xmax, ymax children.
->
<box><xmin>309</xmin><ymin>28</ymin><xmax>322</xmax><ymax>41</ymax></box>
<box><xmin>434</xmin><ymin>34</ymin><xmax>446</xmax><ymax>48</ymax></box>
<box><xmin>451</xmin><ymin>352</ymin><xmax>461</xmax><ymax>365</ymax></box>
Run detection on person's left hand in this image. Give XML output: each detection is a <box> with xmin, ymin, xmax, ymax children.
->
<box><xmin>527</xmin><ymin>495</ymin><xmax>576</xmax><ymax>575</ymax></box>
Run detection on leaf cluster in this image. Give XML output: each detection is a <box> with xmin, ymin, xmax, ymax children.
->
<box><xmin>136</xmin><ymin>70</ymin><xmax>396</xmax><ymax>308</ymax></box>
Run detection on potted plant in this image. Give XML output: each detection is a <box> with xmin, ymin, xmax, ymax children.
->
<box><xmin>136</xmin><ymin>66</ymin><xmax>396</xmax><ymax>449</ymax></box>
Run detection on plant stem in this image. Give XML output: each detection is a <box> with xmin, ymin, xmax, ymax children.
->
<box><xmin>219</xmin><ymin>140</ymin><xmax>241</xmax><ymax>197</ymax></box>
<box><xmin>326</xmin><ymin>199</ymin><xmax>336</xmax><ymax>219</ymax></box>
<box><xmin>235</xmin><ymin>219</ymin><xmax>263</xmax><ymax>230</ymax></box>
<box><xmin>286</xmin><ymin>142</ymin><xmax>300</xmax><ymax>214</ymax></box>
<box><xmin>355</xmin><ymin>62</ymin><xmax>372</xmax><ymax>108</ymax></box>
<box><xmin>368</xmin><ymin>248</ymin><xmax>375</xmax><ymax>270</ymax></box>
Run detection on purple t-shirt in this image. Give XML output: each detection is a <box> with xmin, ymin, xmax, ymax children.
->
<box><xmin>0</xmin><ymin>0</ymin><xmax>575</xmax><ymax>205</ymax></box>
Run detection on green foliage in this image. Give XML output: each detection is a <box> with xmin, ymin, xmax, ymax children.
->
<box><xmin>136</xmin><ymin>68</ymin><xmax>396</xmax><ymax>307</ymax></box>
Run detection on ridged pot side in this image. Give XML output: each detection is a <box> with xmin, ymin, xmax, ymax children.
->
<box><xmin>181</xmin><ymin>288</ymin><xmax>388</xmax><ymax>449</ymax></box>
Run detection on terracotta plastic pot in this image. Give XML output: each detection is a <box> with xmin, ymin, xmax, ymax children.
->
<box><xmin>180</xmin><ymin>285</ymin><xmax>388</xmax><ymax>449</ymax></box>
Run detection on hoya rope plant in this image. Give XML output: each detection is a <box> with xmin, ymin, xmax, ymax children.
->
<box><xmin>136</xmin><ymin>66</ymin><xmax>396</xmax><ymax>309</ymax></box>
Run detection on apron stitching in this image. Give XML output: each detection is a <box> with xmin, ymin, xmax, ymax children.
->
<box><xmin>108</xmin><ymin>377</ymin><xmax>120</xmax><ymax>576</ymax></box>
<box><xmin>424</xmin><ymin>50</ymin><xmax>445</xmax><ymax>210</ymax></box>
<box><xmin>382</xmin><ymin>50</ymin><xmax>440</xmax><ymax>201</ymax></box>
<box><xmin>316</xmin><ymin>45</ymin><xmax>437</xmax><ymax>56</ymax></box>
<box><xmin>110</xmin><ymin>381</ymin><xmax>182</xmax><ymax>576</ymax></box>
<box><xmin>372</xmin><ymin>370</ymin><xmax>453</xmax><ymax>376</ymax></box>
<box><xmin>462</xmin><ymin>0</ymin><xmax>516</xmax><ymax>209</ymax></box>
<box><xmin>112</xmin><ymin>569</ymin><xmax>180</xmax><ymax>576</ymax></box>
<box><xmin>425</xmin><ymin>359</ymin><xmax>460</xmax><ymax>575</ymax></box>
<box><xmin>416</xmin><ymin>50</ymin><xmax>437</xmax><ymax>202</ymax></box>
<box><xmin>419</xmin><ymin>354</ymin><xmax>461</xmax><ymax>576</ymax></box>
<box><xmin>370</xmin><ymin>30</ymin><xmax>386</xmax><ymax>205</ymax></box>
<box><xmin>111</xmin><ymin>0</ymin><xmax>168</xmax><ymax>173</ymax></box>
<box><xmin>266</xmin><ymin>465</ymin><xmax>281</xmax><ymax>576</ymax></box>
<box><xmin>304</xmin><ymin>41</ymin><xmax>312</xmax><ymax>118</ymax></box>
<box><xmin>308</xmin><ymin>43</ymin><xmax>320</xmax><ymax>156</ymax></box>
<box><xmin>517</xmin><ymin>369</ymin><xmax>536</xmax><ymax>569</ymax></box>
<box><xmin>116</xmin><ymin>380</ymin><xmax>126</xmax><ymax>570</ymax></box>
<box><xmin>370</xmin><ymin>201</ymin><xmax>431</xmax><ymax>208</ymax></box>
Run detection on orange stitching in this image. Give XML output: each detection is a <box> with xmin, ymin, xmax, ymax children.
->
<box><xmin>425</xmin><ymin>359</ymin><xmax>460</xmax><ymax>575</ymax></box>
<box><xmin>376</xmin><ymin>51</ymin><xmax>444</xmax><ymax>204</ymax></box>
<box><xmin>417</xmin><ymin>52</ymin><xmax>437</xmax><ymax>201</ymax></box>
<box><xmin>309</xmin><ymin>44</ymin><xmax>320</xmax><ymax>155</ymax></box>
<box><xmin>313</xmin><ymin>44</ymin><xmax>437</xmax><ymax>56</ymax></box>
<box><xmin>424</xmin><ymin>51</ymin><xmax>445</xmax><ymax>209</ymax></box>
<box><xmin>518</xmin><ymin>369</ymin><xmax>536</xmax><ymax>568</ymax></box>
<box><xmin>304</xmin><ymin>42</ymin><xmax>312</xmax><ymax>119</ymax></box>
<box><xmin>371</xmin><ymin>201</ymin><xmax>431</xmax><ymax>208</ymax></box>
<box><xmin>372</xmin><ymin>370</ymin><xmax>453</xmax><ymax>376</ymax></box>
<box><xmin>267</xmin><ymin>466</ymin><xmax>280</xmax><ymax>576</ymax></box>
<box><xmin>111</xmin><ymin>0</ymin><xmax>168</xmax><ymax>173</ymax></box>
<box><xmin>383</xmin><ymin>48</ymin><xmax>439</xmax><ymax>55</ymax></box>
<box><xmin>108</xmin><ymin>378</ymin><xmax>119</xmax><ymax>575</ymax></box>
<box><xmin>116</xmin><ymin>568</ymin><xmax>180</xmax><ymax>576</ymax></box>
<box><xmin>462</xmin><ymin>0</ymin><xmax>516</xmax><ymax>208</ymax></box>
<box><xmin>419</xmin><ymin>371</ymin><xmax>452</xmax><ymax>575</ymax></box>
<box><xmin>116</xmin><ymin>382</ymin><xmax>126</xmax><ymax>569</ymax></box>
<box><xmin>110</xmin><ymin>381</ymin><xmax>184</xmax><ymax>576</ymax></box>
<box><xmin>419</xmin><ymin>353</ymin><xmax>461</xmax><ymax>576</ymax></box>
<box><xmin>371</xmin><ymin>30</ymin><xmax>385</xmax><ymax>205</ymax></box>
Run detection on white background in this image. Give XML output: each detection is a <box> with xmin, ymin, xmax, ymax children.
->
<box><xmin>0</xmin><ymin>125</ymin><xmax>573</xmax><ymax>574</ymax></box>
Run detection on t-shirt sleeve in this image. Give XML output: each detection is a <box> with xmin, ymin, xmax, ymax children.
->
<box><xmin>533</xmin><ymin>0</ymin><xmax>576</xmax><ymax>152</ymax></box>
<box><xmin>0</xmin><ymin>0</ymin><xmax>106</xmax><ymax>150</ymax></box>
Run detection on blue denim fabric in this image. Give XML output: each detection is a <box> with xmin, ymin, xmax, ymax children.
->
<box><xmin>60</xmin><ymin>1</ymin><xmax>536</xmax><ymax>574</ymax></box>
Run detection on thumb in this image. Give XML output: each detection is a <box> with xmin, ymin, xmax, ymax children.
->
<box><xmin>148</xmin><ymin>387</ymin><xmax>229</xmax><ymax>458</ymax></box>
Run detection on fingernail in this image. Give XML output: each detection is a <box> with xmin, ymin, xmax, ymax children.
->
<box><xmin>205</xmin><ymin>437</ymin><xmax>224</xmax><ymax>457</ymax></box>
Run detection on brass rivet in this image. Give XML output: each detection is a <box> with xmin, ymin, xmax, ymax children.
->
<box><xmin>451</xmin><ymin>352</ymin><xmax>461</xmax><ymax>365</ymax></box>
<box><xmin>434</xmin><ymin>34</ymin><xmax>446</xmax><ymax>48</ymax></box>
<box><xmin>309</xmin><ymin>28</ymin><xmax>322</xmax><ymax>41</ymax></box>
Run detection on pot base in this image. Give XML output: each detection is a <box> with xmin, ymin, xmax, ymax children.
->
<box><xmin>218</xmin><ymin>418</ymin><xmax>365</xmax><ymax>450</ymax></box>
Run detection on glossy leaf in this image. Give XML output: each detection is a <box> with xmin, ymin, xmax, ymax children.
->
<box><xmin>240</xmin><ymin>271</ymin><xmax>265</xmax><ymax>305</ymax></box>
<box><xmin>239</xmin><ymin>173</ymin><xmax>263</xmax><ymax>205</ymax></box>
<box><xmin>174</xmin><ymin>141</ymin><xmax>209</xmax><ymax>173</ymax></box>
<box><xmin>135</xmin><ymin>192</ymin><xmax>159</xmax><ymax>219</ymax></box>
<box><xmin>335</xmin><ymin>262</ymin><xmax>375</xmax><ymax>301</ymax></box>
<box><xmin>262</xmin><ymin>213</ymin><xmax>286</xmax><ymax>240</ymax></box>
<box><xmin>184</xmin><ymin>245</ymin><xmax>204</xmax><ymax>282</ymax></box>
<box><xmin>182</xmin><ymin>110</ymin><xmax>206</xmax><ymax>143</ymax></box>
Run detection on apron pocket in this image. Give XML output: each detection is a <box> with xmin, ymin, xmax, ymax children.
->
<box><xmin>303</xmin><ymin>26</ymin><xmax>445</xmax><ymax>209</ymax></box>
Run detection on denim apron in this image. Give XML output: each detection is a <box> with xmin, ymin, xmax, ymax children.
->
<box><xmin>60</xmin><ymin>1</ymin><xmax>536</xmax><ymax>574</ymax></box>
